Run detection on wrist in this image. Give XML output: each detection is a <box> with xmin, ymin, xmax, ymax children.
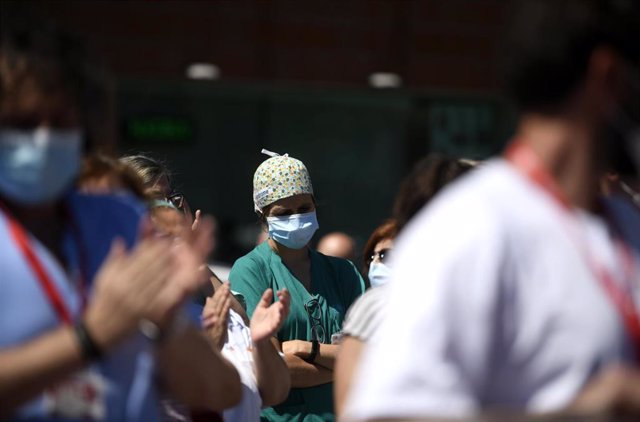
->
<box><xmin>140</xmin><ymin>313</ymin><xmax>190</xmax><ymax>345</ymax></box>
<box><xmin>252</xmin><ymin>336</ymin><xmax>271</xmax><ymax>349</ymax></box>
<box><xmin>73</xmin><ymin>319</ymin><xmax>104</xmax><ymax>361</ymax></box>
<box><xmin>83</xmin><ymin>307</ymin><xmax>121</xmax><ymax>352</ymax></box>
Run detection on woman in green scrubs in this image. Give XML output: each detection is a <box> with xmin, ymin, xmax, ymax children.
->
<box><xmin>230</xmin><ymin>151</ymin><xmax>365</xmax><ymax>421</ymax></box>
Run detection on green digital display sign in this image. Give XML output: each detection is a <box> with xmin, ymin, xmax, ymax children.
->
<box><xmin>124</xmin><ymin>116</ymin><xmax>194</xmax><ymax>144</ymax></box>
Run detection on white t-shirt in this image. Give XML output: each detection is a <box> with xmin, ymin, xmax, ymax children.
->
<box><xmin>342</xmin><ymin>285</ymin><xmax>389</xmax><ymax>341</ymax></box>
<box><xmin>344</xmin><ymin>159</ymin><xmax>640</xmax><ymax>420</ymax></box>
<box><xmin>222</xmin><ymin>309</ymin><xmax>262</xmax><ymax>422</ymax></box>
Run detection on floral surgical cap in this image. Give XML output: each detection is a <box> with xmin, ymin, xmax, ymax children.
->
<box><xmin>253</xmin><ymin>149</ymin><xmax>314</xmax><ymax>213</ymax></box>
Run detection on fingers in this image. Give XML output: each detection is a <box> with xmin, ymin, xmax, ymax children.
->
<box><xmin>126</xmin><ymin>239</ymin><xmax>174</xmax><ymax>298</ymax></box>
<box><xmin>277</xmin><ymin>289</ymin><xmax>291</xmax><ymax>312</ymax></box>
<box><xmin>106</xmin><ymin>237</ymin><xmax>127</xmax><ymax>261</ymax></box>
<box><xmin>137</xmin><ymin>215</ymin><xmax>156</xmax><ymax>240</ymax></box>
<box><xmin>258</xmin><ymin>288</ymin><xmax>274</xmax><ymax>309</ymax></box>
<box><xmin>191</xmin><ymin>209</ymin><xmax>201</xmax><ymax>231</ymax></box>
<box><xmin>221</xmin><ymin>296</ymin><xmax>231</xmax><ymax>322</ymax></box>
<box><xmin>191</xmin><ymin>215</ymin><xmax>214</xmax><ymax>263</ymax></box>
<box><xmin>202</xmin><ymin>283</ymin><xmax>230</xmax><ymax>320</ymax></box>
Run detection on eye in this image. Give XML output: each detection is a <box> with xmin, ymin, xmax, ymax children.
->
<box><xmin>271</xmin><ymin>209</ymin><xmax>293</xmax><ymax>217</ymax></box>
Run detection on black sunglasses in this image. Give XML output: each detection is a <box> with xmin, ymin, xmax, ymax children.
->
<box><xmin>369</xmin><ymin>248</ymin><xmax>391</xmax><ymax>264</ymax></box>
<box><xmin>167</xmin><ymin>192</ymin><xmax>185</xmax><ymax>210</ymax></box>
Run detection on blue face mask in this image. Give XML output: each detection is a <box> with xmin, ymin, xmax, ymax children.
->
<box><xmin>0</xmin><ymin>128</ymin><xmax>82</xmax><ymax>205</ymax></box>
<box><xmin>368</xmin><ymin>262</ymin><xmax>392</xmax><ymax>287</ymax></box>
<box><xmin>267</xmin><ymin>211</ymin><xmax>319</xmax><ymax>249</ymax></box>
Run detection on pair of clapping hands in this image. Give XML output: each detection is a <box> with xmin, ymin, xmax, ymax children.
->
<box><xmin>83</xmin><ymin>211</ymin><xmax>213</xmax><ymax>353</ymax></box>
<box><xmin>202</xmin><ymin>283</ymin><xmax>291</xmax><ymax>349</ymax></box>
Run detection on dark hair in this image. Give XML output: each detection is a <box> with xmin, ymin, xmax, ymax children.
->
<box><xmin>393</xmin><ymin>154</ymin><xmax>475</xmax><ymax>230</ymax></box>
<box><xmin>362</xmin><ymin>219</ymin><xmax>398</xmax><ymax>278</ymax></box>
<box><xmin>0</xmin><ymin>8</ymin><xmax>114</xmax><ymax>150</ymax></box>
<box><xmin>503</xmin><ymin>0</ymin><xmax>640</xmax><ymax>114</ymax></box>
<box><xmin>119</xmin><ymin>154</ymin><xmax>171</xmax><ymax>190</ymax></box>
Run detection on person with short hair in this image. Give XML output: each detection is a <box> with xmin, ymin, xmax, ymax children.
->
<box><xmin>229</xmin><ymin>150</ymin><xmax>365</xmax><ymax>421</ymax></box>
<box><xmin>317</xmin><ymin>232</ymin><xmax>357</xmax><ymax>262</ymax></box>
<box><xmin>123</xmin><ymin>153</ymin><xmax>292</xmax><ymax>422</ymax></box>
<box><xmin>345</xmin><ymin>0</ymin><xmax>640</xmax><ymax>420</ymax></box>
<box><xmin>78</xmin><ymin>154</ymin><xmax>148</xmax><ymax>199</ymax></box>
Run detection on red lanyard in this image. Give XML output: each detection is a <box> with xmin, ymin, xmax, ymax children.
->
<box><xmin>505</xmin><ymin>142</ymin><xmax>640</xmax><ymax>361</ymax></box>
<box><xmin>0</xmin><ymin>203</ymin><xmax>88</xmax><ymax>325</ymax></box>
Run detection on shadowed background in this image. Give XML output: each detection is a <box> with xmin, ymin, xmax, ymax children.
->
<box><xmin>6</xmin><ymin>0</ymin><xmax>515</xmax><ymax>262</ymax></box>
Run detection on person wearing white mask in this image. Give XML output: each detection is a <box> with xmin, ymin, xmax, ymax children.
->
<box><xmin>0</xmin><ymin>19</ymin><xmax>241</xmax><ymax>421</ymax></box>
<box><xmin>362</xmin><ymin>220</ymin><xmax>397</xmax><ymax>289</ymax></box>
<box><xmin>333</xmin><ymin>219</ymin><xmax>397</xmax><ymax>417</ymax></box>
<box><xmin>229</xmin><ymin>150</ymin><xmax>365</xmax><ymax>422</ymax></box>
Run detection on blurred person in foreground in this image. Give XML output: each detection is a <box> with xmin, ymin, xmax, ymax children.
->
<box><xmin>392</xmin><ymin>155</ymin><xmax>477</xmax><ymax>232</ymax></box>
<box><xmin>123</xmin><ymin>153</ymin><xmax>292</xmax><ymax>421</ymax></box>
<box><xmin>317</xmin><ymin>232</ymin><xmax>357</xmax><ymax>262</ymax></box>
<box><xmin>335</xmin><ymin>156</ymin><xmax>474</xmax><ymax>417</ymax></box>
<box><xmin>344</xmin><ymin>0</ymin><xmax>640</xmax><ymax>420</ymax></box>
<box><xmin>230</xmin><ymin>150</ymin><xmax>365</xmax><ymax>421</ymax></box>
<box><xmin>0</xmin><ymin>20</ymin><xmax>241</xmax><ymax>421</ymax></box>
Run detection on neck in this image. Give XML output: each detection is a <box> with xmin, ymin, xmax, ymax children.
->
<box><xmin>514</xmin><ymin>114</ymin><xmax>604</xmax><ymax>211</ymax></box>
<box><xmin>268</xmin><ymin>238</ymin><xmax>309</xmax><ymax>264</ymax></box>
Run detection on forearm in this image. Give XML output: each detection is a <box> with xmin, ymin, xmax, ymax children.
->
<box><xmin>253</xmin><ymin>338</ymin><xmax>291</xmax><ymax>406</ymax></box>
<box><xmin>334</xmin><ymin>336</ymin><xmax>364</xmax><ymax>418</ymax></box>
<box><xmin>0</xmin><ymin>325</ymin><xmax>85</xmax><ymax>416</ymax></box>
<box><xmin>284</xmin><ymin>353</ymin><xmax>333</xmax><ymax>388</ymax></box>
<box><xmin>314</xmin><ymin>343</ymin><xmax>339</xmax><ymax>370</ymax></box>
<box><xmin>158</xmin><ymin>324</ymin><xmax>241</xmax><ymax>411</ymax></box>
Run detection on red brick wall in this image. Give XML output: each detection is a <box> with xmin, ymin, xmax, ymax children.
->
<box><xmin>27</xmin><ymin>0</ymin><xmax>506</xmax><ymax>91</ymax></box>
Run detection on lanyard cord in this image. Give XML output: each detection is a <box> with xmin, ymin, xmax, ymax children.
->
<box><xmin>505</xmin><ymin>142</ymin><xmax>640</xmax><ymax>361</ymax></box>
<box><xmin>0</xmin><ymin>202</ymin><xmax>88</xmax><ymax>325</ymax></box>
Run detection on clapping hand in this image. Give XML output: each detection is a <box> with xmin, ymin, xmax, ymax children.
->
<box><xmin>202</xmin><ymin>282</ymin><xmax>232</xmax><ymax>350</ymax></box>
<box><xmin>250</xmin><ymin>288</ymin><xmax>291</xmax><ymax>345</ymax></box>
<box><xmin>85</xmin><ymin>214</ymin><xmax>214</xmax><ymax>352</ymax></box>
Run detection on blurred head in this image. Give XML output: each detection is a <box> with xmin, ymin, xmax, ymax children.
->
<box><xmin>149</xmin><ymin>201</ymin><xmax>184</xmax><ymax>239</ymax></box>
<box><xmin>0</xmin><ymin>13</ymin><xmax>113</xmax><ymax>206</ymax></box>
<box><xmin>120</xmin><ymin>154</ymin><xmax>193</xmax><ymax>223</ymax></box>
<box><xmin>363</xmin><ymin>219</ymin><xmax>398</xmax><ymax>287</ymax></box>
<box><xmin>504</xmin><ymin>0</ymin><xmax>640</xmax><ymax>176</ymax></box>
<box><xmin>317</xmin><ymin>232</ymin><xmax>356</xmax><ymax>261</ymax></box>
<box><xmin>78</xmin><ymin>154</ymin><xmax>147</xmax><ymax>198</ymax></box>
<box><xmin>253</xmin><ymin>151</ymin><xmax>318</xmax><ymax>250</ymax></box>
<box><xmin>393</xmin><ymin>154</ymin><xmax>476</xmax><ymax>231</ymax></box>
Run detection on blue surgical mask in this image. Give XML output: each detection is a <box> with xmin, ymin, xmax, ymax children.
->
<box><xmin>368</xmin><ymin>262</ymin><xmax>392</xmax><ymax>287</ymax></box>
<box><xmin>0</xmin><ymin>128</ymin><xmax>82</xmax><ymax>205</ymax></box>
<box><xmin>267</xmin><ymin>211</ymin><xmax>319</xmax><ymax>249</ymax></box>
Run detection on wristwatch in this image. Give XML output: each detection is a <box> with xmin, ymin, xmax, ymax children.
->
<box><xmin>305</xmin><ymin>339</ymin><xmax>320</xmax><ymax>363</ymax></box>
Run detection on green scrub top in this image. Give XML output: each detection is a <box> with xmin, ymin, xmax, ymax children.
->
<box><xmin>229</xmin><ymin>241</ymin><xmax>365</xmax><ymax>422</ymax></box>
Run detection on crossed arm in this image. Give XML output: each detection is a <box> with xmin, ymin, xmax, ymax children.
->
<box><xmin>279</xmin><ymin>339</ymin><xmax>340</xmax><ymax>388</ymax></box>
